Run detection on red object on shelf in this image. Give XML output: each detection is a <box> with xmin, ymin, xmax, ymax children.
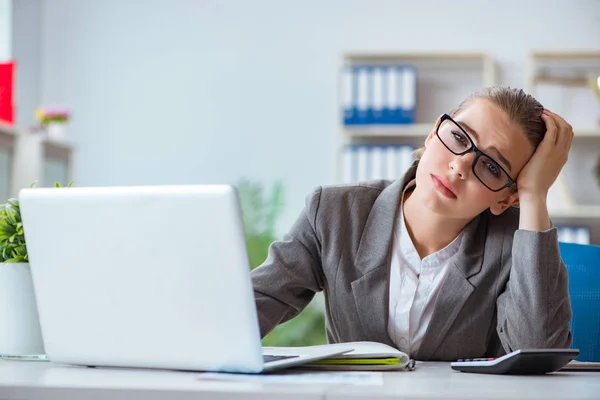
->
<box><xmin>0</xmin><ymin>60</ymin><xmax>15</xmax><ymax>125</ymax></box>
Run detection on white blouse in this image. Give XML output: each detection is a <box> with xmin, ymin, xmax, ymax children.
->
<box><xmin>387</xmin><ymin>192</ymin><xmax>465</xmax><ymax>356</ymax></box>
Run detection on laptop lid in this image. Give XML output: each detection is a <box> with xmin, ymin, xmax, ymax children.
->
<box><xmin>20</xmin><ymin>185</ymin><xmax>267</xmax><ymax>373</ymax></box>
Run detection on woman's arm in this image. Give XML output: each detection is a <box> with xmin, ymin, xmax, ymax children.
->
<box><xmin>496</xmin><ymin>109</ymin><xmax>574</xmax><ymax>351</ymax></box>
<box><xmin>251</xmin><ymin>187</ymin><xmax>325</xmax><ymax>338</ymax></box>
<box><xmin>495</xmin><ymin>228</ymin><xmax>572</xmax><ymax>351</ymax></box>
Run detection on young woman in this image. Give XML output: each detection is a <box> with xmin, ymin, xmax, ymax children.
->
<box><xmin>251</xmin><ymin>86</ymin><xmax>573</xmax><ymax>361</ymax></box>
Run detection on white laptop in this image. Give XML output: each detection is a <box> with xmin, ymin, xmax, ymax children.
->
<box><xmin>19</xmin><ymin>184</ymin><xmax>351</xmax><ymax>373</ymax></box>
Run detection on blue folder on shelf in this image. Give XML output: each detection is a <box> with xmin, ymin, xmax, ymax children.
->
<box><xmin>342</xmin><ymin>64</ymin><xmax>416</xmax><ymax>126</ymax></box>
<box><xmin>341</xmin><ymin>144</ymin><xmax>415</xmax><ymax>183</ymax></box>
<box><xmin>558</xmin><ymin>242</ymin><xmax>600</xmax><ymax>362</ymax></box>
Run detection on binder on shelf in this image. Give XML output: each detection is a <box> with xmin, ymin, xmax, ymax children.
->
<box><xmin>342</xmin><ymin>64</ymin><xmax>417</xmax><ymax>126</ymax></box>
<box><xmin>356</xmin><ymin>66</ymin><xmax>370</xmax><ymax>125</ymax></box>
<box><xmin>342</xmin><ymin>66</ymin><xmax>356</xmax><ymax>125</ymax></box>
<box><xmin>400</xmin><ymin>66</ymin><xmax>417</xmax><ymax>124</ymax></box>
<box><xmin>370</xmin><ymin>66</ymin><xmax>384</xmax><ymax>125</ymax></box>
<box><xmin>384</xmin><ymin>65</ymin><xmax>398</xmax><ymax>125</ymax></box>
<box><xmin>341</xmin><ymin>144</ymin><xmax>415</xmax><ymax>184</ymax></box>
<box><xmin>370</xmin><ymin>146</ymin><xmax>384</xmax><ymax>180</ymax></box>
<box><xmin>557</xmin><ymin>225</ymin><xmax>591</xmax><ymax>245</ymax></box>
<box><xmin>342</xmin><ymin>146</ymin><xmax>354</xmax><ymax>184</ymax></box>
<box><xmin>356</xmin><ymin>145</ymin><xmax>369</xmax><ymax>182</ymax></box>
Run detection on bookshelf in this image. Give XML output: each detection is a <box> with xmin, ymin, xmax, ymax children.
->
<box><xmin>0</xmin><ymin>124</ymin><xmax>16</xmax><ymax>202</ymax></box>
<box><xmin>525</xmin><ymin>50</ymin><xmax>600</xmax><ymax>242</ymax></box>
<box><xmin>10</xmin><ymin>131</ymin><xmax>74</xmax><ymax>196</ymax></box>
<box><xmin>337</xmin><ymin>52</ymin><xmax>496</xmax><ymax>183</ymax></box>
<box><xmin>337</xmin><ymin>50</ymin><xmax>600</xmax><ymax>244</ymax></box>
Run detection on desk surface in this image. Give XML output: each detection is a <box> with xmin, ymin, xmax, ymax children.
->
<box><xmin>328</xmin><ymin>363</ymin><xmax>600</xmax><ymax>400</ymax></box>
<box><xmin>1</xmin><ymin>360</ymin><xmax>599</xmax><ymax>400</ymax></box>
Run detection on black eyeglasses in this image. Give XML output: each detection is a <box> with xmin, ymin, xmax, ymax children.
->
<box><xmin>435</xmin><ymin>114</ymin><xmax>516</xmax><ymax>192</ymax></box>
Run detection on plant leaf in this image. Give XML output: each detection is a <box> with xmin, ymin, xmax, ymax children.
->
<box><xmin>5</xmin><ymin>256</ymin><xmax>26</xmax><ymax>263</ymax></box>
<box><xmin>5</xmin><ymin>208</ymin><xmax>17</xmax><ymax>225</ymax></box>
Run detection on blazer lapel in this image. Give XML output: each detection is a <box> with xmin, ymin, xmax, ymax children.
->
<box><xmin>350</xmin><ymin>180</ymin><xmax>404</xmax><ymax>347</ymax></box>
<box><xmin>415</xmin><ymin>212</ymin><xmax>489</xmax><ymax>360</ymax></box>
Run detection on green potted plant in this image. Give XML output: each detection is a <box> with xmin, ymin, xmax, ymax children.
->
<box><xmin>0</xmin><ymin>182</ymin><xmax>71</xmax><ymax>357</ymax></box>
<box><xmin>236</xmin><ymin>178</ymin><xmax>326</xmax><ymax>347</ymax></box>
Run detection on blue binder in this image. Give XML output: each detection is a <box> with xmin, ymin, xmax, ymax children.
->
<box><xmin>399</xmin><ymin>65</ymin><xmax>417</xmax><ymax>124</ymax></box>
<box><xmin>341</xmin><ymin>144</ymin><xmax>416</xmax><ymax>183</ymax></box>
<box><xmin>342</xmin><ymin>64</ymin><xmax>417</xmax><ymax>126</ymax></box>
<box><xmin>342</xmin><ymin>65</ymin><xmax>356</xmax><ymax>125</ymax></box>
<box><xmin>558</xmin><ymin>242</ymin><xmax>600</xmax><ymax>361</ymax></box>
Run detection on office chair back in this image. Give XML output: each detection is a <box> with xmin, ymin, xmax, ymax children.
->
<box><xmin>559</xmin><ymin>241</ymin><xmax>600</xmax><ymax>362</ymax></box>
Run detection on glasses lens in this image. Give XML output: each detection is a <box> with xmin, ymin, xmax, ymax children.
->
<box><xmin>474</xmin><ymin>154</ymin><xmax>509</xmax><ymax>191</ymax></box>
<box><xmin>438</xmin><ymin>118</ymin><xmax>511</xmax><ymax>191</ymax></box>
<box><xmin>438</xmin><ymin>119</ymin><xmax>471</xmax><ymax>154</ymax></box>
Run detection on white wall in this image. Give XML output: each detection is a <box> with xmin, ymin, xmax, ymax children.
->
<box><xmin>0</xmin><ymin>0</ymin><xmax>10</xmax><ymax>61</ymax></box>
<box><xmin>35</xmin><ymin>0</ymin><xmax>600</xmax><ymax>233</ymax></box>
<box><xmin>12</xmin><ymin>0</ymin><xmax>41</xmax><ymax>130</ymax></box>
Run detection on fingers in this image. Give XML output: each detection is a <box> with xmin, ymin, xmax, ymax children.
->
<box><xmin>540</xmin><ymin>110</ymin><xmax>558</xmax><ymax>146</ymax></box>
<box><xmin>543</xmin><ymin>109</ymin><xmax>574</xmax><ymax>151</ymax></box>
<box><xmin>548</xmin><ymin>110</ymin><xmax>573</xmax><ymax>150</ymax></box>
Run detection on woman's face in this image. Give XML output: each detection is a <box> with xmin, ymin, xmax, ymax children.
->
<box><xmin>415</xmin><ymin>99</ymin><xmax>536</xmax><ymax>219</ymax></box>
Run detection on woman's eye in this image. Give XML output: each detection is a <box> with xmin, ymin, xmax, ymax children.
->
<box><xmin>485</xmin><ymin>161</ymin><xmax>501</xmax><ymax>177</ymax></box>
<box><xmin>452</xmin><ymin>131</ymin><xmax>468</xmax><ymax>145</ymax></box>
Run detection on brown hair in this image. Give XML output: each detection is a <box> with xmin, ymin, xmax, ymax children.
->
<box><xmin>401</xmin><ymin>86</ymin><xmax>545</xmax><ymax>189</ymax></box>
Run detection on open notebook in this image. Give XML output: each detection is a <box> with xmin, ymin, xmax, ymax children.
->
<box><xmin>293</xmin><ymin>341</ymin><xmax>411</xmax><ymax>371</ymax></box>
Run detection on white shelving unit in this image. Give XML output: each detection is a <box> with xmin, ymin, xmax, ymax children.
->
<box><xmin>337</xmin><ymin>52</ymin><xmax>497</xmax><ymax>182</ymax></box>
<box><xmin>0</xmin><ymin>124</ymin><xmax>17</xmax><ymax>201</ymax></box>
<box><xmin>10</xmin><ymin>131</ymin><xmax>75</xmax><ymax>197</ymax></box>
<box><xmin>337</xmin><ymin>50</ymin><xmax>600</xmax><ymax>244</ymax></box>
<box><xmin>526</xmin><ymin>50</ymin><xmax>600</xmax><ymax>243</ymax></box>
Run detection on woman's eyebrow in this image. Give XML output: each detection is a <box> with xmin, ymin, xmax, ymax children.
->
<box><xmin>457</xmin><ymin>121</ymin><xmax>513</xmax><ymax>172</ymax></box>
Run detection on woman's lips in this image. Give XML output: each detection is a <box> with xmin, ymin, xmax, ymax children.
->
<box><xmin>431</xmin><ymin>174</ymin><xmax>457</xmax><ymax>199</ymax></box>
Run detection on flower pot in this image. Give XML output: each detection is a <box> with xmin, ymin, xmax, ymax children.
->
<box><xmin>0</xmin><ymin>262</ymin><xmax>45</xmax><ymax>355</ymax></box>
<box><xmin>47</xmin><ymin>122</ymin><xmax>66</xmax><ymax>141</ymax></box>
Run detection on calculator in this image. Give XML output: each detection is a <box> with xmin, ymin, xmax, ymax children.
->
<box><xmin>451</xmin><ymin>349</ymin><xmax>580</xmax><ymax>375</ymax></box>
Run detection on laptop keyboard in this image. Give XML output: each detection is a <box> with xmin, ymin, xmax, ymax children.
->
<box><xmin>263</xmin><ymin>354</ymin><xmax>300</xmax><ymax>363</ymax></box>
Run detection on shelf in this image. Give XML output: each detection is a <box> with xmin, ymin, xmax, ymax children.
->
<box><xmin>344</xmin><ymin>125</ymin><xmax>599</xmax><ymax>140</ymax></box>
<box><xmin>549</xmin><ymin>205</ymin><xmax>600</xmax><ymax>219</ymax></box>
<box><xmin>344</xmin><ymin>52</ymin><xmax>491</xmax><ymax>63</ymax></box>
<box><xmin>43</xmin><ymin>138</ymin><xmax>73</xmax><ymax>162</ymax></box>
<box><xmin>43</xmin><ymin>137</ymin><xmax>74</xmax><ymax>150</ymax></box>
<box><xmin>0</xmin><ymin>124</ymin><xmax>16</xmax><ymax>150</ymax></box>
<box><xmin>0</xmin><ymin>123</ymin><xmax>18</xmax><ymax>136</ymax></box>
<box><xmin>531</xmin><ymin>51</ymin><xmax>600</xmax><ymax>60</ymax></box>
<box><xmin>573</xmin><ymin>129</ymin><xmax>600</xmax><ymax>138</ymax></box>
<box><xmin>533</xmin><ymin>74</ymin><xmax>592</xmax><ymax>87</ymax></box>
<box><xmin>344</xmin><ymin>123</ymin><xmax>434</xmax><ymax>139</ymax></box>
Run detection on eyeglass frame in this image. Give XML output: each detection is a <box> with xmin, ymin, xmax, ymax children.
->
<box><xmin>435</xmin><ymin>113</ymin><xmax>517</xmax><ymax>192</ymax></box>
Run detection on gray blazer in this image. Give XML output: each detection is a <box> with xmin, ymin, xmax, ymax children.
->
<box><xmin>251</xmin><ymin>179</ymin><xmax>573</xmax><ymax>360</ymax></box>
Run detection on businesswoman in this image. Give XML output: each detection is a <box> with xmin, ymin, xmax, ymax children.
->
<box><xmin>251</xmin><ymin>86</ymin><xmax>573</xmax><ymax>361</ymax></box>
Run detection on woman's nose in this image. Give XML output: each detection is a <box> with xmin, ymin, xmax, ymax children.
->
<box><xmin>449</xmin><ymin>151</ymin><xmax>475</xmax><ymax>179</ymax></box>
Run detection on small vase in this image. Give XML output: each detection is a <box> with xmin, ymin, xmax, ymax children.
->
<box><xmin>47</xmin><ymin>123</ymin><xmax>66</xmax><ymax>141</ymax></box>
<box><xmin>0</xmin><ymin>262</ymin><xmax>45</xmax><ymax>355</ymax></box>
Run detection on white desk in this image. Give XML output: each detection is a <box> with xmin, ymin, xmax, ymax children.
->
<box><xmin>0</xmin><ymin>360</ymin><xmax>328</xmax><ymax>400</ymax></box>
<box><xmin>327</xmin><ymin>362</ymin><xmax>600</xmax><ymax>400</ymax></box>
<box><xmin>1</xmin><ymin>360</ymin><xmax>599</xmax><ymax>400</ymax></box>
